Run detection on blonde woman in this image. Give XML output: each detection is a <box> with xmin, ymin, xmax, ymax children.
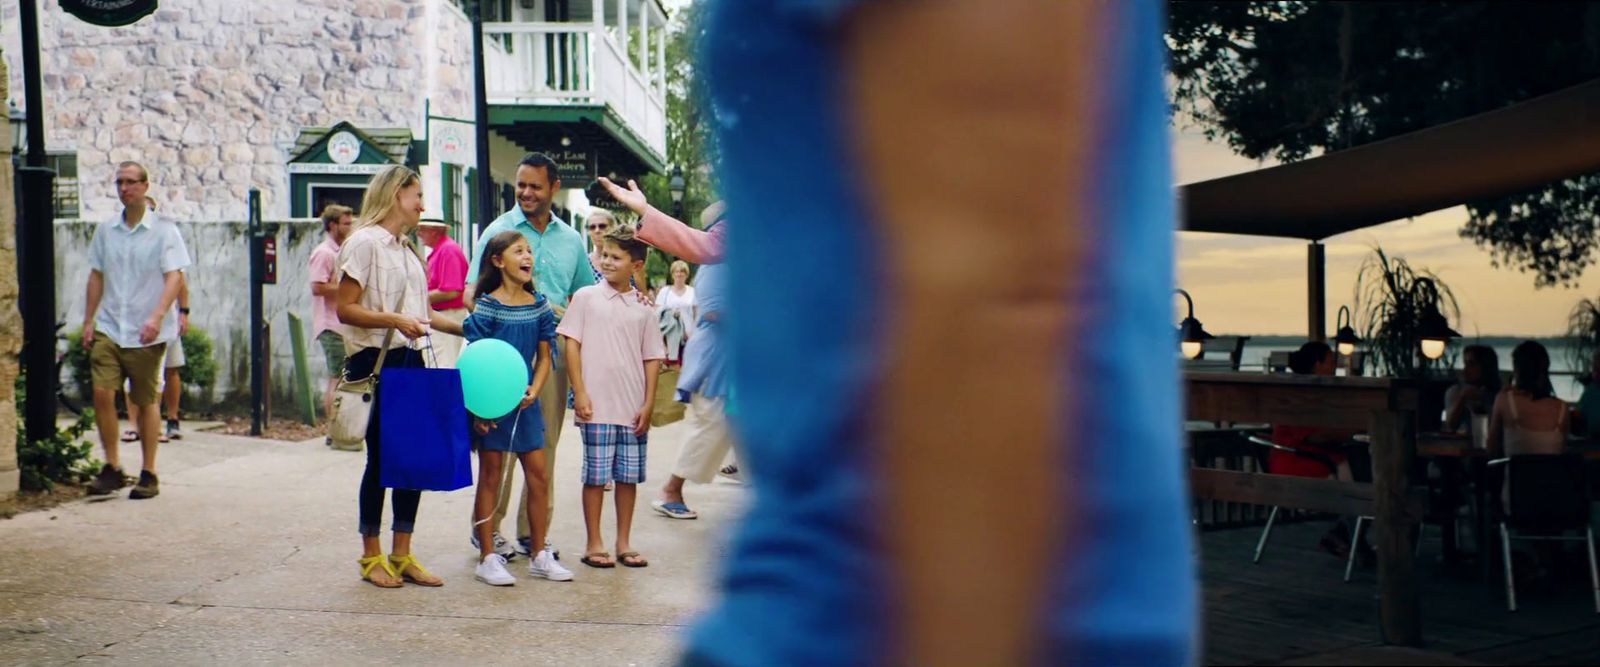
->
<box><xmin>336</xmin><ymin>165</ymin><xmax>466</xmax><ymax>588</ymax></box>
<box><xmin>583</xmin><ymin>209</ymin><xmax>616</xmax><ymax>282</ymax></box>
<box><xmin>657</xmin><ymin>260</ymin><xmax>697</xmax><ymax>364</ymax></box>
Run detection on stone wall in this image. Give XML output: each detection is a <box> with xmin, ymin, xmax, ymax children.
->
<box><xmin>54</xmin><ymin>219</ymin><xmax>331</xmax><ymax>418</ymax></box>
<box><xmin>0</xmin><ymin>0</ymin><xmax>474</xmax><ymax>222</ymax></box>
<box><xmin>0</xmin><ymin>45</ymin><xmax>17</xmax><ymax>504</ymax></box>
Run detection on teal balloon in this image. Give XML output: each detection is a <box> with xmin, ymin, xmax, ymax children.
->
<box><xmin>458</xmin><ymin>339</ymin><xmax>529</xmax><ymax>419</ymax></box>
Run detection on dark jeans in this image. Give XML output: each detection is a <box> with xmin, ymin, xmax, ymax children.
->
<box><xmin>349</xmin><ymin>346</ymin><xmax>426</xmax><ymax>537</ymax></box>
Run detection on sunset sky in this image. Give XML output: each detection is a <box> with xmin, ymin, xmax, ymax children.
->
<box><xmin>1173</xmin><ymin>130</ymin><xmax>1595</xmax><ymax>338</ymax></box>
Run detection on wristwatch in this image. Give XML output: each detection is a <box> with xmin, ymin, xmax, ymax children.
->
<box><xmin>178</xmin><ymin>307</ymin><xmax>191</xmax><ymax>315</ymax></box>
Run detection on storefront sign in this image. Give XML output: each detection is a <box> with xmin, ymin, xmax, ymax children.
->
<box><xmin>428</xmin><ymin>118</ymin><xmax>476</xmax><ymax>166</ymax></box>
<box><xmin>62</xmin><ymin>0</ymin><xmax>157</xmax><ymax>27</ymax></box>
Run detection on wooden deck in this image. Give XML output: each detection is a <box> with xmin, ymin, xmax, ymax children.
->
<box><xmin>1201</xmin><ymin>521</ymin><xmax>1600</xmax><ymax>665</ymax></box>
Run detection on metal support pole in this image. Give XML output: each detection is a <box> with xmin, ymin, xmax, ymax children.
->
<box><xmin>248</xmin><ymin>189</ymin><xmax>264</xmax><ymax>436</ymax></box>
<box><xmin>1308</xmin><ymin>241</ymin><xmax>1326</xmax><ymax>341</ymax></box>
<box><xmin>19</xmin><ymin>0</ymin><xmax>58</xmax><ymax>444</ymax></box>
<box><xmin>470</xmin><ymin>0</ymin><xmax>495</xmax><ymax>232</ymax></box>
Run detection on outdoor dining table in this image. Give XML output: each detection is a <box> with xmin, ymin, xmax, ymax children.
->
<box><xmin>1416</xmin><ymin>432</ymin><xmax>1600</xmax><ymax>581</ymax></box>
<box><xmin>1186</xmin><ymin>371</ymin><xmax>1424</xmax><ymax>646</ymax></box>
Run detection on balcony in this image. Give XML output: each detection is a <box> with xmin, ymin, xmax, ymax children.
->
<box><xmin>483</xmin><ymin>0</ymin><xmax>669</xmax><ymax>171</ymax></box>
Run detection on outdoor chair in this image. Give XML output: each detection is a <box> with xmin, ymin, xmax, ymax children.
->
<box><xmin>1246</xmin><ymin>434</ymin><xmax>1378</xmax><ymax>582</ymax></box>
<box><xmin>1489</xmin><ymin>454</ymin><xmax>1600</xmax><ymax>613</ymax></box>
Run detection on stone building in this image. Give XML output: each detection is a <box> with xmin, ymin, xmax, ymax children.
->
<box><xmin>1</xmin><ymin>0</ymin><xmax>670</xmax><ymax>412</ymax></box>
<box><xmin>0</xmin><ymin>45</ymin><xmax>17</xmax><ymax>505</ymax></box>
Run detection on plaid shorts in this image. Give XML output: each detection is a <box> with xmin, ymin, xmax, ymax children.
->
<box><xmin>579</xmin><ymin>423</ymin><xmax>647</xmax><ymax>486</ymax></box>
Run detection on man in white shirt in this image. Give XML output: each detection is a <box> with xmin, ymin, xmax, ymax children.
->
<box><xmin>81</xmin><ymin>162</ymin><xmax>191</xmax><ymax>499</ymax></box>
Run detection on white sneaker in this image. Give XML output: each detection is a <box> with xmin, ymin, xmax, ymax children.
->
<box><xmin>545</xmin><ymin>539</ymin><xmax>560</xmax><ymax>560</ymax></box>
<box><xmin>528</xmin><ymin>549</ymin><xmax>574</xmax><ymax>581</ymax></box>
<box><xmin>474</xmin><ymin>554</ymin><xmax>516</xmax><ymax>586</ymax></box>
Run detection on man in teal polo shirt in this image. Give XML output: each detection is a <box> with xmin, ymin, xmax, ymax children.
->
<box><xmin>467</xmin><ymin>152</ymin><xmax>595</xmax><ymax>562</ymax></box>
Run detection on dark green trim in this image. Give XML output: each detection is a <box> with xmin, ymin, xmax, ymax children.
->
<box><xmin>488</xmin><ymin>104</ymin><xmax>666</xmax><ymax>173</ymax></box>
<box><xmin>466</xmin><ymin>167</ymin><xmax>481</xmax><ymax>233</ymax></box>
<box><xmin>289</xmin><ymin>120</ymin><xmax>412</xmax><ymax>166</ymax></box>
<box><xmin>442</xmin><ymin>164</ymin><xmax>458</xmax><ymax>226</ymax></box>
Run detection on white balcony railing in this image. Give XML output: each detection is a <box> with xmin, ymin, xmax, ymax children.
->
<box><xmin>484</xmin><ymin>22</ymin><xmax>668</xmax><ymax>164</ymax></box>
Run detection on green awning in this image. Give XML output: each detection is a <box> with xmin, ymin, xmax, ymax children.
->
<box><xmin>489</xmin><ymin>105</ymin><xmax>666</xmax><ymax>178</ymax></box>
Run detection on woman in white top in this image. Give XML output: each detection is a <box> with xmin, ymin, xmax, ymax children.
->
<box><xmin>657</xmin><ymin>260</ymin><xmax>697</xmax><ymax>364</ymax></box>
<box><xmin>1486</xmin><ymin>340</ymin><xmax>1568</xmax><ymax>509</ymax></box>
<box><xmin>336</xmin><ymin>165</ymin><xmax>466</xmax><ymax>588</ymax></box>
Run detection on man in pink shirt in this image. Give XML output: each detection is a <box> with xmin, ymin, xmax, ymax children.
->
<box><xmin>558</xmin><ymin>227</ymin><xmax>665</xmax><ymax>570</ymax></box>
<box><xmin>419</xmin><ymin>218</ymin><xmax>470</xmax><ymax>367</ymax></box>
<box><xmin>309</xmin><ymin>205</ymin><xmax>353</xmax><ymax>435</ymax></box>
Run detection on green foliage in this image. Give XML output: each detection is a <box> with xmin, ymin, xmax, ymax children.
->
<box><xmin>177</xmin><ymin>328</ymin><xmax>217</xmax><ymax>389</ymax></box>
<box><xmin>1565</xmin><ymin>297</ymin><xmax>1600</xmax><ymax>382</ymax></box>
<box><xmin>636</xmin><ymin>1</ymin><xmax>718</xmax><ymax>287</ymax></box>
<box><xmin>1355</xmin><ymin>247</ymin><xmax>1460</xmax><ymax>379</ymax></box>
<box><xmin>1166</xmin><ymin>1</ymin><xmax>1600</xmax><ymax>287</ymax></box>
<box><xmin>14</xmin><ymin>373</ymin><xmax>99</xmax><ymax>492</ymax></box>
<box><xmin>64</xmin><ymin>330</ymin><xmax>92</xmax><ymax>398</ymax></box>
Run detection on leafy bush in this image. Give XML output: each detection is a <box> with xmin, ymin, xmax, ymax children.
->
<box><xmin>177</xmin><ymin>328</ymin><xmax>217</xmax><ymax>389</ymax></box>
<box><xmin>63</xmin><ymin>330</ymin><xmax>91</xmax><ymax>398</ymax></box>
<box><xmin>14</xmin><ymin>372</ymin><xmax>99</xmax><ymax>492</ymax></box>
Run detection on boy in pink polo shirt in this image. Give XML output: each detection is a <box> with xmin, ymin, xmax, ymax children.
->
<box><xmin>558</xmin><ymin>227</ymin><xmax>665</xmax><ymax>569</ymax></box>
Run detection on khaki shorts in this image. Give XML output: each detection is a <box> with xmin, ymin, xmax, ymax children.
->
<box><xmin>91</xmin><ymin>334</ymin><xmax>167</xmax><ymax>406</ymax></box>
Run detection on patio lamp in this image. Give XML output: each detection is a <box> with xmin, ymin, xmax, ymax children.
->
<box><xmin>669</xmin><ymin>164</ymin><xmax>686</xmax><ymax>219</ymax></box>
<box><xmin>1415</xmin><ymin>279</ymin><xmax>1460</xmax><ymax>360</ymax></box>
<box><xmin>8</xmin><ymin>100</ymin><xmax>24</xmax><ymax>160</ymax></box>
<box><xmin>1175</xmin><ymin>288</ymin><xmax>1214</xmax><ymax>360</ymax></box>
<box><xmin>1333</xmin><ymin>305</ymin><xmax>1361</xmax><ymax>357</ymax></box>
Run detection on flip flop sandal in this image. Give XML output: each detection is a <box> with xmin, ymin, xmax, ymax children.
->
<box><xmin>358</xmin><ymin>555</ymin><xmax>402</xmax><ymax>588</ymax></box>
<box><xmin>618</xmin><ymin>551</ymin><xmax>649</xmax><ymax>568</ymax></box>
<box><xmin>581</xmin><ymin>552</ymin><xmax>616</xmax><ymax>569</ymax></box>
<box><xmin>121</xmin><ymin>430</ymin><xmax>139</xmax><ymax>442</ymax></box>
<box><xmin>387</xmin><ymin>553</ymin><xmax>444</xmax><ymax>587</ymax></box>
<box><xmin>651</xmin><ymin>499</ymin><xmax>699</xmax><ymax>520</ymax></box>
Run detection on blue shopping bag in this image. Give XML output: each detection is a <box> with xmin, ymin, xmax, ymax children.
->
<box><xmin>377</xmin><ymin>366</ymin><xmax>472</xmax><ymax>491</ymax></box>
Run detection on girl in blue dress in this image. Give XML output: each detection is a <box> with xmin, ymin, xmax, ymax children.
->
<box><xmin>463</xmin><ymin>231</ymin><xmax>573</xmax><ymax>585</ymax></box>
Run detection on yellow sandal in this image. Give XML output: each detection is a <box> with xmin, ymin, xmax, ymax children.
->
<box><xmin>358</xmin><ymin>554</ymin><xmax>402</xmax><ymax>588</ymax></box>
<box><xmin>388</xmin><ymin>553</ymin><xmax>444</xmax><ymax>587</ymax></box>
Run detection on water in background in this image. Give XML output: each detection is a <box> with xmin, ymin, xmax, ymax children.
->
<box><xmin>1238</xmin><ymin>341</ymin><xmax>1586</xmax><ymax>401</ymax></box>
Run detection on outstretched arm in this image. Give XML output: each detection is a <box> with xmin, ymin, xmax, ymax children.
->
<box><xmin>597</xmin><ymin>177</ymin><xmax>728</xmax><ymax>264</ymax></box>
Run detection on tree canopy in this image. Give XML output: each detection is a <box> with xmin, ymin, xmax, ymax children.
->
<box><xmin>1167</xmin><ymin>1</ymin><xmax>1600</xmax><ymax>287</ymax></box>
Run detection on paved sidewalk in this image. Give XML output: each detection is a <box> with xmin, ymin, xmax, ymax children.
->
<box><xmin>0</xmin><ymin>418</ymin><xmax>747</xmax><ymax>666</ymax></box>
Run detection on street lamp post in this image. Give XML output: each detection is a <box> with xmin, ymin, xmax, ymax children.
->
<box><xmin>469</xmin><ymin>0</ymin><xmax>495</xmax><ymax>233</ymax></box>
<box><xmin>18</xmin><ymin>0</ymin><xmax>59</xmax><ymax>445</ymax></box>
<box><xmin>668</xmin><ymin>164</ymin><xmax>685</xmax><ymax>221</ymax></box>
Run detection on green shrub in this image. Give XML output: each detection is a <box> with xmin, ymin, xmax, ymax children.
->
<box><xmin>177</xmin><ymin>328</ymin><xmax>218</xmax><ymax>389</ymax></box>
<box><xmin>14</xmin><ymin>373</ymin><xmax>99</xmax><ymax>492</ymax></box>
<box><xmin>64</xmin><ymin>331</ymin><xmax>91</xmax><ymax>398</ymax></box>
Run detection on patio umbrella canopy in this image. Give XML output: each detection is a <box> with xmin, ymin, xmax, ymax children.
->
<box><xmin>1181</xmin><ymin>78</ymin><xmax>1600</xmax><ymax>240</ymax></box>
